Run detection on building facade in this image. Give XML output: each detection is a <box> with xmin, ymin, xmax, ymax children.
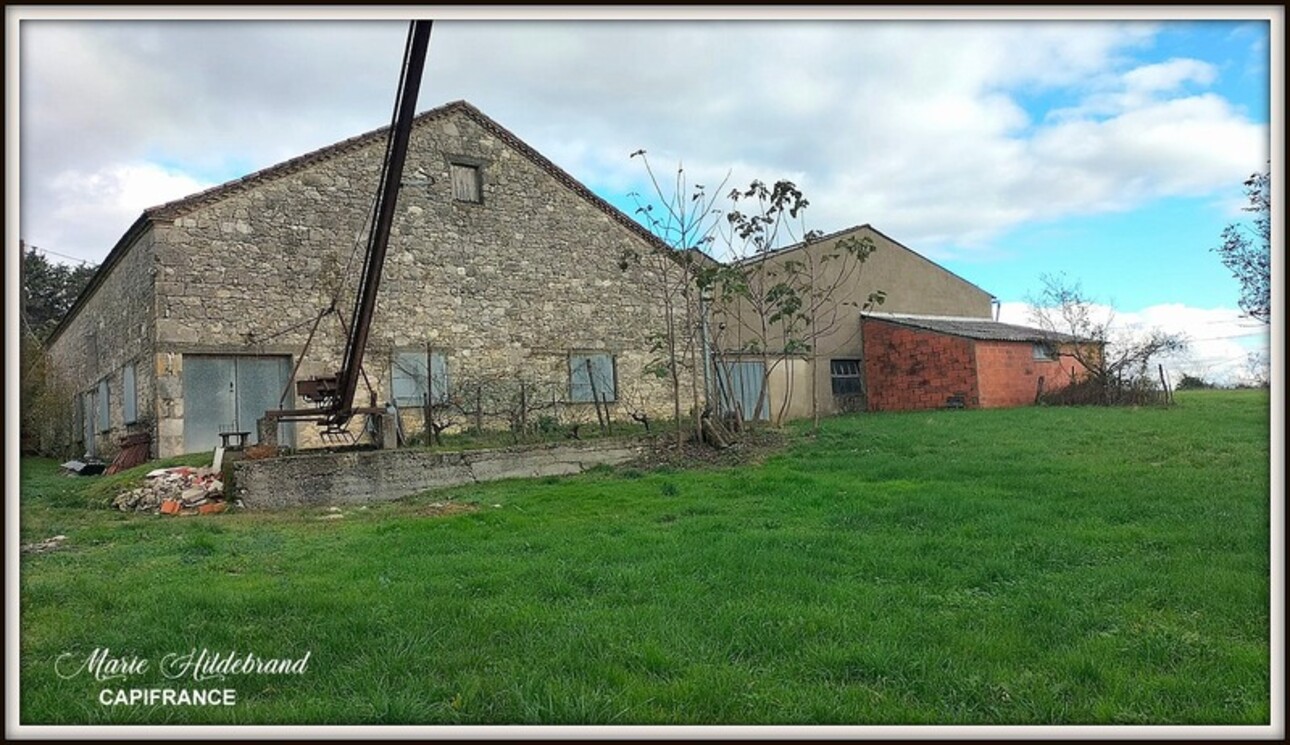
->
<box><xmin>861</xmin><ymin>313</ymin><xmax>1089</xmax><ymax>411</ymax></box>
<box><xmin>710</xmin><ymin>225</ymin><xmax>996</xmax><ymax>421</ymax></box>
<box><xmin>46</xmin><ymin>101</ymin><xmax>687</xmax><ymax>459</ymax></box>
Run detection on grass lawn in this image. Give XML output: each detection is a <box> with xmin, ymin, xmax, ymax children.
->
<box><xmin>18</xmin><ymin>390</ymin><xmax>1271</xmax><ymax>725</ymax></box>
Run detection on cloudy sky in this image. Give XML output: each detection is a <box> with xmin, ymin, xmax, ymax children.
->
<box><xmin>15</xmin><ymin>9</ymin><xmax>1275</xmax><ymax>383</ymax></box>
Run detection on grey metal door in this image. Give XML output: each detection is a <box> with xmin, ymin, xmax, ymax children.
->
<box><xmin>719</xmin><ymin>360</ymin><xmax>769</xmax><ymax>421</ymax></box>
<box><xmin>184</xmin><ymin>356</ymin><xmax>292</xmax><ymax>453</ymax></box>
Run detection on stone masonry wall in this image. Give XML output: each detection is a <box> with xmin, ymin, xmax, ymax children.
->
<box><xmin>233</xmin><ymin>438</ymin><xmax>646</xmax><ymax>508</ymax></box>
<box><xmin>862</xmin><ymin>319</ymin><xmax>979</xmax><ymax>412</ymax></box>
<box><xmin>45</xmin><ymin>228</ymin><xmax>158</xmax><ymax>458</ymax></box>
<box><xmin>149</xmin><ymin>107</ymin><xmax>687</xmax><ymax>456</ymax></box>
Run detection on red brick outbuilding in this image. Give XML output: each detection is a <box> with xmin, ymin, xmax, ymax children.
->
<box><xmin>860</xmin><ymin>313</ymin><xmax>1092</xmax><ymax>412</ymax></box>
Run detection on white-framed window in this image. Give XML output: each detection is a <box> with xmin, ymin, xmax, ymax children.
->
<box><xmin>450</xmin><ymin>163</ymin><xmax>482</xmax><ymax>203</ymax></box>
<box><xmin>123</xmin><ymin>362</ymin><xmax>138</xmax><ymax>424</ymax></box>
<box><xmin>1033</xmin><ymin>343</ymin><xmax>1057</xmax><ymax>361</ymax></box>
<box><xmin>569</xmin><ymin>353</ymin><xmax>616</xmax><ymax>403</ymax></box>
<box><xmin>391</xmin><ymin>349</ymin><xmax>449</xmax><ymax>407</ymax></box>
<box><xmin>97</xmin><ymin>378</ymin><xmax>111</xmax><ymax>432</ymax></box>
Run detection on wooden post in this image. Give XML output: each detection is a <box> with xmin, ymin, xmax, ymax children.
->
<box><xmin>425</xmin><ymin>344</ymin><xmax>435</xmax><ymax>446</ymax></box>
<box><xmin>585</xmin><ymin>359</ymin><xmax>606</xmax><ymax>431</ymax></box>
<box><xmin>1158</xmin><ymin>363</ymin><xmax>1172</xmax><ymax>405</ymax></box>
<box><xmin>519</xmin><ymin>381</ymin><xmax>528</xmax><ymax>439</ymax></box>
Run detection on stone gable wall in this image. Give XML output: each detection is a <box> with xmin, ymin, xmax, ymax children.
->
<box><xmin>149</xmin><ymin>109</ymin><xmax>688</xmax><ymax>455</ymax></box>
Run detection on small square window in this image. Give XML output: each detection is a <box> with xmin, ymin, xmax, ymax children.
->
<box><xmin>450</xmin><ymin>163</ymin><xmax>482</xmax><ymax>203</ymax></box>
<box><xmin>1033</xmin><ymin>343</ymin><xmax>1057</xmax><ymax>361</ymax></box>
<box><xmin>830</xmin><ymin>359</ymin><xmax>864</xmax><ymax>396</ymax></box>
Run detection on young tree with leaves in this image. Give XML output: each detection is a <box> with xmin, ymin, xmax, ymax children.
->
<box><xmin>1214</xmin><ymin>164</ymin><xmax>1270</xmax><ymax>324</ymax></box>
<box><xmin>624</xmin><ymin>151</ymin><xmax>729</xmax><ymax>446</ymax></box>
<box><xmin>711</xmin><ymin>182</ymin><xmax>882</xmax><ymax>428</ymax></box>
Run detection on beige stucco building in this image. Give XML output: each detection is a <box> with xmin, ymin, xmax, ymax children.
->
<box><xmin>710</xmin><ymin>225</ymin><xmax>995</xmax><ymax>421</ymax></box>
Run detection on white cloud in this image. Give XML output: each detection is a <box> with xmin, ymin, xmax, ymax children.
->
<box><xmin>1123</xmin><ymin>58</ymin><xmax>1217</xmax><ymax>94</ymax></box>
<box><xmin>16</xmin><ymin>19</ymin><xmax>1268</xmax><ymax>263</ymax></box>
<box><xmin>34</xmin><ymin>163</ymin><xmax>212</xmax><ymax>262</ymax></box>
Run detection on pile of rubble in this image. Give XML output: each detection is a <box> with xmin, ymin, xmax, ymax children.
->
<box><xmin>112</xmin><ymin>466</ymin><xmax>230</xmax><ymax>516</ymax></box>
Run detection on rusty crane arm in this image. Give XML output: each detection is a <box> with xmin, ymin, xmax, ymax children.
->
<box><xmin>330</xmin><ymin>20</ymin><xmax>433</xmax><ymax>427</ymax></box>
<box><xmin>271</xmin><ymin>20</ymin><xmax>432</xmax><ymax>435</ymax></box>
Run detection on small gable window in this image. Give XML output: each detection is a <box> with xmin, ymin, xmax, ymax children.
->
<box><xmin>450</xmin><ymin>163</ymin><xmax>482</xmax><ymax>203</ymax></box>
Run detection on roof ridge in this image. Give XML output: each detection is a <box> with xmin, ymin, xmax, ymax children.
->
<box><xmin>141</xmin><ymin>98</ymin><xmax>671</xmax><ymax>253</ymax></box>
<box><xmin>449</xmin><ymin>102</ymin><xmax>671</xmax><ymax>252</ymax></box>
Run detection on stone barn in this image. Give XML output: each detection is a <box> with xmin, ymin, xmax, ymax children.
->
<box><xmin>860</xmin><ymin>313</ymin><xmax>1090</xmax><ymax>411</ymax></box>
<box><xmin>45</xmin><ymin>100</ymin><xmax>690</xmax><ymax>459</ymax></box>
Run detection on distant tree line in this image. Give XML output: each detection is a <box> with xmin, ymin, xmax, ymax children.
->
<box><xmin>20</xmin><ymin>242</ymin><xmax>98</xmax><ymax>455</ymax></box>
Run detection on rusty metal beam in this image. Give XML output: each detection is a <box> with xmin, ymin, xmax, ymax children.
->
<box><xmin>331</xmin><ymin>20</ymin><xmax>433</xmax><ymax>427</ymax></box>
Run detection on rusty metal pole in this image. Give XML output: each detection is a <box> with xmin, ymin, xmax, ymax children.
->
<box><xmin>333</xmin><ymin>20</ymin><xmax>433</xmax><ymax>426</ymax></box>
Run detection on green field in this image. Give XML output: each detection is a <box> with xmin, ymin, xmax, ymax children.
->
<box><xmin>18</xmin><ymin>390</ymin><xmax>1271</xmax><ymax>725</ymax></box>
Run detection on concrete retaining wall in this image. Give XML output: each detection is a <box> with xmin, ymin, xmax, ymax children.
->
<box><xmin>232</xmin><ymin>438</ymin><xmax>646</xmax><ymax>509</ymax></box>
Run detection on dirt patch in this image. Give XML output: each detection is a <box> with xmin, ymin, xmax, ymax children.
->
<box><xmin>22</xmin><ymin>535</ymin><xmax>68</xmax><ymax>555</ymax></box>
<box><xmin>420</xmin><ymin>501</ymin><xmax>480</xmax><ymax>518</ymax></box>
<box><xmin>629</xmin><ymin>428</ymin><xmax>789</xmax><ymax>471</ymax></box>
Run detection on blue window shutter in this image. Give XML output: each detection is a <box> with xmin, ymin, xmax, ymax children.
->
<box><xmin>570</xmin><ymin>354</ymin><xmax>593</xmax><ymax>402</ymax></box>
<box><xmin>391</xmin><ymin>351</ymin><xmax>428</xmax><ymax>406</ymax></box>
<box><xmin>592</xmin><ymin>354</ymin><xmax>615</xmax><ymax>402</ymax></box>
<box><xmin>430</xmin><ymin>351</ymin><xmax>449</xmax><ymax>404</ymax></box>
<box><xmin>570</xmin><ymin>353</ymin><xmax>614</xmax><ymax>403</ymax></box>
<box><xmin>123</xmin><ymin>364</ymin><xmax>138</xmax><ymax>424</ymax></box>
<box><xmin>98</xmin><ymin>378</ymin><xmax>111</xmax><ymax>432</ymax></box>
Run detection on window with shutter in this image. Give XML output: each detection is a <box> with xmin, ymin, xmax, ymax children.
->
<box><xmin>450</xmin><ymin>163</ymin><xmax>482</xmax><ymax>203</ymax></box>
<box><xmin>391</xmin><ymin>350</ymin><xmax>449</xmax><ymax>407</ymax></box>
<box><xmin>97</xmin><ymin>378</ymin><xmax>111</xmax><ymax>432</ymax></box>
<box><xmin>569</xmin><ymin>353</ymin><xmax>616</xmax><ymax>403</ymax></box>
<box><xmin>123</xmin><ymin>363</ymin><xmax>138</xmax><ymax>424</ymax></box>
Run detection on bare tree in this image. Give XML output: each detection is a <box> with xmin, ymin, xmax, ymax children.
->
<box><xmin>1028</xmin><ymin>274</ymin><xmax>1187</xmax><ymax>405</ymax></box>
<box><xmin>624</xmin><ymin>151</ymin><xmax>729</xmax><ymax>446</ymax></box>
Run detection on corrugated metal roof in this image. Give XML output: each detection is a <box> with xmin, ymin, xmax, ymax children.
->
<box><xmin>862</xmin><ymin>312</ymin><xmax>1084</xmax><ymax>343</ymax></box>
